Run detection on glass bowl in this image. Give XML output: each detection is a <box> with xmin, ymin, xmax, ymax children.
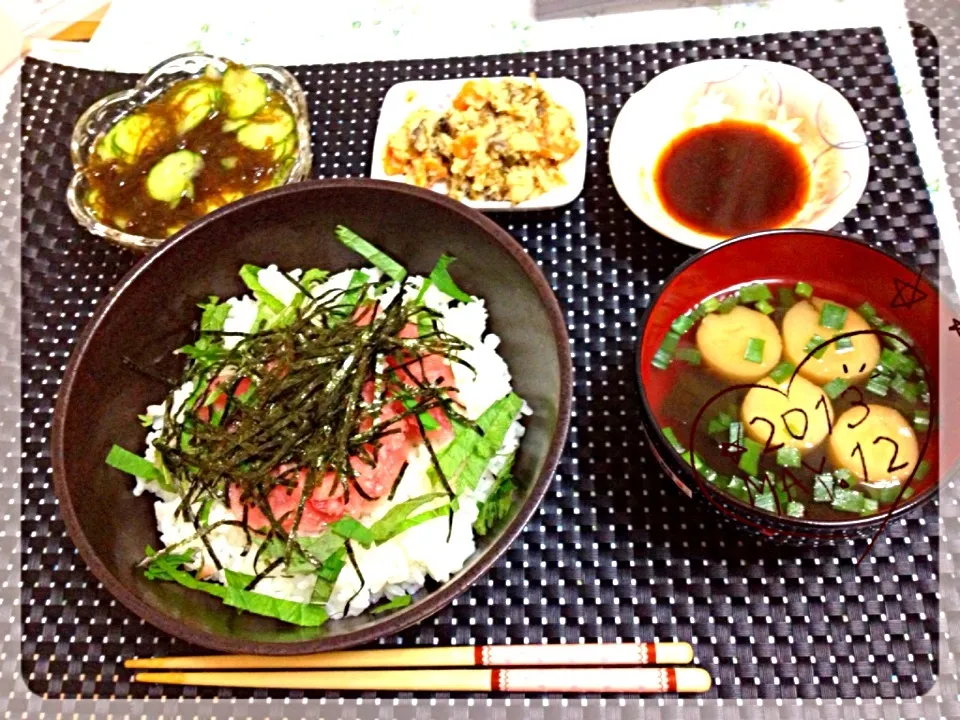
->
<box><xmin>67</xmin><ymin>52</ymin><xmax>313</xmax><ymax>253</ymax></box>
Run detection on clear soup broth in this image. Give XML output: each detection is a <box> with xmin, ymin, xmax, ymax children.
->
<box><xmin>651</xmin><ymin>280</ymin><xmax>934</xmax><ymax>522</ymax></box>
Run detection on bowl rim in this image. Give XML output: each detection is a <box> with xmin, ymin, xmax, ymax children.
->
<box><xmin>608</xmin><ymin>58</ymin><xmax>871</xmax><ymax>251</ymax></box>
<box><xmin>66</xmin><ymin>51</ymin><xmax>313</xmax><ymax>253</ymax></box>
<box><xmin>51</xmin><ymin>178</ymin><xmax>573</xmax><ymax>654</ymax></box>
<box><xmin>634</xmin><ymin>228</ymin><xmax>942</xmax><ymax>534</ymax></box>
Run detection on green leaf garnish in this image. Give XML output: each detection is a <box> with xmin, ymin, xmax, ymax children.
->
<box><xmin>371</xmin><ymin>594</ymin><xmax>413</xmax><ymax>615</ymax></box>
<box><xmin>239</xmin><ymin>264</ymin><xmax>286</xmax><ymax>314</ymax></box>
<box><xmin>474</xmin><ymin>452</ymin><xmax>517</xmax><ymax>536</ymax></box>
<box><xmin>106</xmin><ymin>445</ymin><xmax>161</xmax><ymax>481</ymax></box>
<box><xmin>335</xmin><ymin>225</ymin><xmax>407</xmax><ymax>282</ymax></box>
<box><xmin>143</xmin><ymin>547</ymin><xmax>329</xmax><ymax>627</ymax></box>
<box><xmin>429</xmin><ymin>254</ymin><xmax>472</xmax><ymax>303</ymax></box>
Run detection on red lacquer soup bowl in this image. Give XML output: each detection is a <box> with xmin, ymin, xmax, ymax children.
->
<box><xmin>636</xmin><ymin>229</ymin><xmax>957</xmax><ymax>543</ymax></box>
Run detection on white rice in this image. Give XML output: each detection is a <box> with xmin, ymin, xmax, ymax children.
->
<box><xmin>138</xmin><ymin>267</ymin><xmax>527</xmax><ymax>619</ymax></box>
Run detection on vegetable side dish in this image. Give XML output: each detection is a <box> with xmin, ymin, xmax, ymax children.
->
<box><xmin>106</xmin><ymin>226</ymin><xmax>529</xmax><ymax>626</ymax></box>
<box><xmin>383</xmin><ymin>77</ymin><xmax>580</xmax><ymax>204</ymax></box>
<box><xmin>650</xmin><ymin>281</ymin><xmax>933</xmax><ymax>521</ymax></box>
<box><xmin>83</xmin><ymin>64</ymin><xmax>299</xmax><ymax>239</ymax></box>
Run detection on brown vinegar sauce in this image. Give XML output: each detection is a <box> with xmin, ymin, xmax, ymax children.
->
<box><xmin>653</xmin><ymin>120</ymin><xmax>811</xmax><ymax>238</ymax></box>
<box><xmin>86</xmin><ymin>88</ymin><xmax>288</xmax><ymax>239</ymax></box>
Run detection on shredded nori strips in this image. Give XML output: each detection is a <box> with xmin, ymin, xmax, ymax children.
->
<box><xmin>145</xmin><ymin>275</ymin><xmax>471</xmax><ymax>590</ymax></box>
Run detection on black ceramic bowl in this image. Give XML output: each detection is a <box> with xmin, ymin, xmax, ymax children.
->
<box><xmin>52</xmin><ymin>179</ymin><xmax>572</xmax><ymax>653</ymax></box>
<box><xmin>636</xmin><ymin>229</ymin><xmax>954</xmax><ymax>544</ymax></box>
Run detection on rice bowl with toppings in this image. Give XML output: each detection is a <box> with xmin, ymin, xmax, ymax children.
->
<box><xmin>106</xmin><ymin>225</ymin><xmax>530</xmax><ymax>625</ymax></box>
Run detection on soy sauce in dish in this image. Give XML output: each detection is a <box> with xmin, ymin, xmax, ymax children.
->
<box><xmin>653</xmin><ymin>120</ymin><xmax>810</xmax><ymax>238</ymax></box>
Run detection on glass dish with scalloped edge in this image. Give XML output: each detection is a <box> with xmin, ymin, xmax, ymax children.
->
<box><xmin>67</xmin><ymin>52</ymin><xmax>312</xmax><ymax>253</ymax></box>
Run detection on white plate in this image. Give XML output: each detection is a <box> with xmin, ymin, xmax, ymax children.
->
<box><xmin>370</xmin><ymin>77</ymin><xmax>588</xmax><ymax>211</ymax></box>
<box><xmin>608</xmin><ymin>59</ymin><xmax>871</xmax><ymax>249</ymax></box>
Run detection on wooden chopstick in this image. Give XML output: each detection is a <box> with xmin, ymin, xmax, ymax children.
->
<box><xmin>134</xmin><ymin>667</ymin><xmax>712</xmax><ymax>693</ymax></box>
<box><xmin>126</xmin><ymin>641</ymin><xmax>694</xmax><ymax>670</ymax></box>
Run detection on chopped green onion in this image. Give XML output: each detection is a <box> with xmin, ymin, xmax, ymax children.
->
<box><xmin>777</xmin><ymin>287</ymin><xmax>796</xmax><ymax>308</ymax></box>
<box><xmin>738</xmin><ymin>437</ymin><xmax>763</xmax><ymax>477</ymax></box>
<box><xmin>813</xmin><ymin>473</ymin><xmax>835</xmax><ymax>503</ymax></box>
<box><xmin>662</xmin><ymin>427</ymin><xmax>685</xmax><ymax>454</ymax></box>
<box><xmin>652</xmin><ymin>348</ymin><xmax>672</xmax><ymax>370</ymax></box>
<box><xmin>743</xmin><ymin>338</ymin><xmax>766</xmax><ymax>364</ymax></box>
<box><xmin>701</xmin><ymin>466</ymin><xmax>719</xmax><ymax>484</ymax></box>
<box><xmin>880</xmin><ymin>348</ymin><xmax>916</xmax><ymax>376</ymax></box>
<box><xmin>857</xmin><ymin>301</ymin><xmax>877</xmax><ymax>323</ymax></box>
<box><xmin>776</xmin><ymin>446</ymin><xmax>802</xmax><ymax>468</ymax></box>
<box><xmin>861</xmin><ymin>498</ymin><xmax>880</xmax><ymax>516</ymax></box>
<box><xmin>916</xmin><ymin>459</ymin><xmax>931</xmax><ymax>481</ymax></box>
<box><xmin>835</xmin><ymin>337</ymin><xmax>854</xmax><ymax>352</ymax></box>
<box><xmin>671</xmin><ymin>314</ymin><xmax>696</xmax><ymax>335</ymax></box>
<box><xmin>891</xmin><ymin>374</ymin><xmax>920</xmax><ymax>404</ymax></box>
<box><xmin>865</xmin><ymin>373</ymin><xmax>891</xmax><ymax>397</ymax></box>
<box><xmin>754</xmin><ymin>492</ymin><xmax>777</xmax><ymax>512</ymax></box>
<box><xmin>868</xmin><ymin>313</ymin><xmax>886</xmax><ymax>328</ymax></box>
<box><xmin>880</xmin><ymin>324</ymin><xmax>913</xmax><ymax>350</ymax></box>
<box><xmin>699</xmin><ymin>297</ymin><xmax>721</xmax><ymax>314</ymax></box>
<box><xmin>738</xmin><ymin>283</ymin><xmax>773</xmax><ymax>303</ymax></box>
<box><xmin>832</xmin><ymin>488</ymin><xmax>866</xmax><ymax>513</ymax></box>
<box><xmin>823</xmin><ymin>378</ymin><xmax>850</xmax><ymax>399</ymax></box>
<box><xmin>334</xmin><ymin>225</ymin><xmax>407</xmax><ymax>282</ymax></box>
<box><xmin>661</xmin><ymin>331</ymin><xmax>680</xmax><ymax>353</ymax></box>
<box><xmin>861</xmin><ymin>479</ymin><xmax>902</xmax><ymax>504</ymax></box>
<box><xmin>707</xmin><ymin>411</ymin><xmax>735</xmax><ymax>435</ymax></box>
<box><xmin>676</xmin><ymin>347</ymin><xmax>702</xmax><ymax>366</ymax></box>
<box><xmin>653</xmin><ymin>331</ymin><xmax>681</xmax><ymax>369</ymax></box>
<box><xmin>918</xmin><ymin>380</ymin><xmax>930</xmax><ymax>404</ymax></box>
<box><xmin>913</xmin><ymin>410</ymin><xmax>931</xmax><ymax>431</ymax></box>
<box><xmin>769</xmin><ymin>361</ymin><xmax>796</xmax><ymax>384</ymax></box>
<box><xmin>786</xmin><ymin>501</ymin><xmax>805</xmax><ymax>518</ymax></box>
<box><xmin>818</xmin><ymin>302</ymin><xmax>848</xmax><ymax>330</ymax></box>
<box><xmin>803</xmin><ymin>334</ymin><xmax>828</xmax><ymax>359</ymax></box>
<box><xmin>728</xmin><ymin>421</ymin><xmax>744</xmax><ymax>445</ymax></box>
<box><xmin>725</xmin><ymin>477</ymin><xmax>750</xmax><ymax>503</ymax></box>
<box><xmin>717</xmin><ymin>295</ymin><xmax>740</xmax><ymax>314</ymax></box>
<box><xmin>902</xmin><ymin>486</ymin><xmax>916</xmax><ymax>500</ymax></box>
<box><xmin>755</xmin><ymin>299</ymin><xmax>775</xmax><ymax>315</ymax></box>
<box><xmin>680</xmin><ymin>450</ymin><xmax>708</xmax><ymax>472</ymax></box>
<box><xmin>834</xmin><ymin>469</ymin><xmax>855</xmax><ymax>489</ymax></box>
<box><xmin>795</xmin><ymin>281</ymin><xmax>813</xmax><ymax>298</ymax></box>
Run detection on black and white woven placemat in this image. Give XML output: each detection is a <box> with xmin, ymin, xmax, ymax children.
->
<box><xmin>20</xmin><ymin>25</ymin><xmax>940</xmax><ymax>702</ymax></box>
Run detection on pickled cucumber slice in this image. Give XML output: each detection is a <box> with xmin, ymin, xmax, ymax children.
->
<box><xmin>171</xmin><ymin>80</ymin><xmax>222</xmax><ymax>134</ymax></box>
<box><xmin>236</xmin><ymin>109</ymin><xmax>295</xmax><ymax>150</ymax></box>
<box><xmin>113</xmin><ymin>113</ymin><xmax>168</xmax><ymax>158</ymax></box>
<box><xmin>271</xmin><ymin>134</ymin><xmax>297</xmax><ymax>161</ymax></box>
<box><xmin>222</xmin><ymin>66</ymin><xmax>268</xmax><ymax>119</ymax></box>
<box><xmin>146</xmin><ymin>150</ymin><xmax>204</xmax><ymax>207</ymax></box>
<box><xmin>221</xmin><ymin>118</ymin><xmax>250</xmax><ymax>133</ymax></box>
<box><xmin>95</xmin><ymin>125</ymin><xmax>123</xmax><ymax>161</ymax></box>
